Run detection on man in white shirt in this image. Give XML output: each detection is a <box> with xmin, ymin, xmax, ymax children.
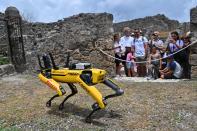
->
<box><xmin>119</xmin><ymin>27</ymin><xmax>134</xmax><ymax>53</ymax></box>
<box><xmin>119</xmin><ymin>27</ymin><xmax>134</xmax><ymax>76</ymax></box>
<box><xmin>132</xmin><ymin>29</ymin><xmax>148</xmax><ymax>77</ymax></box>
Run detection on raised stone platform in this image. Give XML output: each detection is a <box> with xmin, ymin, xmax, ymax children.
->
<box><xmin>0</xmin><ymin>64</ymin><xmax>15</xmax><ymax>77</ymax></box>
<box><xmin>114</xmin><ymin>76</ymin><xmax>181</xmax><ymax>83</ymax></box>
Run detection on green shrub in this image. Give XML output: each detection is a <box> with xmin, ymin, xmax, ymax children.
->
<box><xmin>0</xmin><ymin>57</ymin><xmax>10</xmax><ymax>65</ymax></box>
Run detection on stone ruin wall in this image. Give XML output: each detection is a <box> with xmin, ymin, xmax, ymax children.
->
<box><xmin>190</xmin><ymin>7</ymin><xmax>197</xmax><ymax>78</ymax></box>
<box><xmin>0</xmin><ymin>12</ymin><xmax>7</xmax><ymax>54</ymax></box>
<box><xmin>22</xmin><ymin>13</ymin><xmax>115</xmax><ymax>75</ymax></box>
<box><xmin>0</xmin><ymin>7</ymin><xmax>197</xmax><ymax>77</ymax></box>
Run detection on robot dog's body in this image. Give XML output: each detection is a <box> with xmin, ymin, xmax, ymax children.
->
<box><xmin>38</xmin><ymin>53</ymin><xmax>124</xmax><ymax>122</ymax></box>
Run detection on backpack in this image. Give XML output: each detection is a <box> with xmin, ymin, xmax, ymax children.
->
<box><xmin>133</xmin><ymin>36</ymin><xmax>145</xmax><ymax>44</ymax></box>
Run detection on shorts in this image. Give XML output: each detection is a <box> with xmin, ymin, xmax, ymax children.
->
<box><xmin>151</xmin><ymin>61</ymin><xmax>159</xmax><ymax>66</ymax></box>
<box><xmin>136</xmin><ymin>56</ymin><xmax>146</xmax><ymax>65</ymax></box>
<box><xmin>115</xmin><ymin>53</ymin><xmax>122</xmax><ymax>65</ymax></box>
<box><xmin>126</xmin><ymin>62</ymin><xmax>134</xmax><ymax>69</ymax></box>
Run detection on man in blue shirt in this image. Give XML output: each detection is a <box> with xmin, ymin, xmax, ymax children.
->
<box><xmin>159</xmin><ymin>55</ymin><xmax>182</xmax><ymax>79</ymax></box>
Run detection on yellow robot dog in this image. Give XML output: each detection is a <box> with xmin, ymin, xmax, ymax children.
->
<box><xmin>38</xmin><ymin>53</ymin><xmax>124</xmax><ymax>123</ymax></box>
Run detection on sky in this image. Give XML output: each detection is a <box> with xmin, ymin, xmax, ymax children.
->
<box><xmin>0</xmin><ymin>0</ymin><xmax>196</xmax><ymax>23</ymax></box>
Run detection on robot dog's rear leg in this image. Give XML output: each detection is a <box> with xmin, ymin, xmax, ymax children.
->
<box><xmin>46</xmin><ymin>94</ymin><xmax>60</xmax><ymax>107</ymax></box>
<box><xmin>59</xmin><ymin>83</ymin><xmax>78</xmax><ymax>110</ymax></box>
<box><xmin>103</xmin><ymin>79</ymin><xmax>124</xmax><ymax>100</ymax></box>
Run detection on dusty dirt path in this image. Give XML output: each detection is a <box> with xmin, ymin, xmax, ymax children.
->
<box><xmin>0</xmin><ymin>74</ymin><xmax>196</xmax><ymax>130</ymax></box>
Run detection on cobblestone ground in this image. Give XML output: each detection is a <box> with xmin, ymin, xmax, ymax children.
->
<box><xmin>0</xmin><ymin>74</ymin><xmax>196</xmax><ymax>131</ymax></box>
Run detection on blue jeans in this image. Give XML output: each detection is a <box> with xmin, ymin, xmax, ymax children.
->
<box><xmin>126</xmin><ymin>62</ymin><xmax>134</xmax><ymax>69</ymax></box>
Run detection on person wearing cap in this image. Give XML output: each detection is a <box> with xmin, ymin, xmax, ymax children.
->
<box><xmin>119</xmin><ymin>27</ymin><xmax>134</xmax><ymax>76</ymax></box>
<box><xmin>148</xmin><ymin>31</ymin><xmax>164</xmax><ymax>54</ymax></box>
<box><xmin>159</xmin><ymin>55</ymin><xmax>182</xmax><ymax>79</ymax></box>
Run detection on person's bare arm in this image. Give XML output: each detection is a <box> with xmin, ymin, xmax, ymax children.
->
<box><xmin>160</xmin><ymin>67</ymin><xmax>169</xmax><ymax>73</ymax></box>
<box><xmin>132</xmin><ymin>45</ymin><xmax>135</xmax><ymax>53</ymax></box>
<box><xmin>171</xmin><ymin>39</ymin><xmax>182</xmax><ymax>49</ymax></box>
<box><xmin>107</xmin><ymin>46</ymin><xmax>120</xmax><ymax>51</ymax></box>
<box><xmin>160</xmin><ymin>69</ymin><xmax>173</xmax><ymax>79</ymax></box>
<box><xmin>159</xmin><ymin>58</ymin><xmax>162</xmax><ymax>69</ymax></box>
<box><xmin>144</xmin><ymin>42</ymin><xmax>148</xmax><ymax>57</ymax></box>
<box><xmin>163</xmin><ymin>69</ymin><xmax>173</xmax><ymax>76</ymax></box>
<box><xmin>163</xmin><ymin>68</ymin><xmax>170</xmax><ymax>73</ymax></box>
<box><xmin>148</xmin><ymin>54</ymin><xmax>151</xmax><ymax>64</ymax></box>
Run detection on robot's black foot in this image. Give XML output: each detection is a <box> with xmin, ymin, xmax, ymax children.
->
<box><xmin>85</xmin><ymin>117</ymin><xmax>92</xmax><ymax>123</ymax></box>
<box><xmin>59</xmin><ymin>103</ymin><xmax>64</xmax><ymax>110</ymax></box>
<box><xmin>92</xmin><ymin>100</ymin><xmax>107</xmax><ymax>110</ymax></box>
<box><xmin>85</xmin><ymin>105</ymin><xmax>101</xmax><ymax>123</ymax></box>
<box><xmin>92</xmin><ymin>103</ymin><xmax>99</xmax><ymax>110</ymax></box>
<box><xmin>46</xmin><ymin>94</ymin><xmax>60</xmax><ymax>107</ymax></box>
<box><xmin>46</xmin><ymin>101</ymin><xmax>51</xmax><ymax>107</ymax></box>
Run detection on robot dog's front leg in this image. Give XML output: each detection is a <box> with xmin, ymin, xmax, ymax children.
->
<box><xmin>85</xmin><ymin>105</ymin><xmax>101</xmax><ymax>123</ymax></box>
<box><xmin>77</xmin><ymin>77</ymin><xmax>106</xmax><ymax>123</ymax></box>
<box><xmin>46</xmin><ymin>94</ymin><xmax>59</xmax><ymax>107</ymax></box>
<box><xmin>38</xmin><ymin>73</ymin><xmax>66</xmax><ymax>107</ymax></box>
<box><xmin>59</xmin><ymin>83</ymin><xmax>78</xmax><ymax>110</ymax></box>
<box><xmin>103</xmin><ymin>79</ymin><xmax>124</xmax><ymax>100</ymax></box>
<box><xmin>86</xmin><ymin>79</ymin><xmax>124</xmax><ymax>122</ymax></box>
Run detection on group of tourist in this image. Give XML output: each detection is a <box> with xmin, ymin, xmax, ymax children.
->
<box><xmin>113</xmin><ymin>27</ymin><xmax>191</xmax><ymax>79</ymax></box>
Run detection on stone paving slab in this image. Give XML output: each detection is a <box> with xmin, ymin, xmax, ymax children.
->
<box><xmin>114</xmin><ymin>76</ymin><xmax>181</xmax><ymax>82</ymax></box>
